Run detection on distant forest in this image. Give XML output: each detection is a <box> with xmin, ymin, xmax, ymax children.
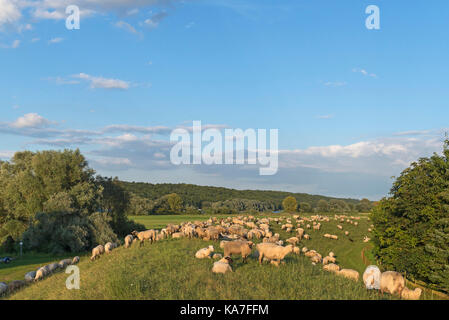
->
<box><xmin>118</xmin><ymin>181</ymin><xmax>372</xmax><ymax>215</ymax></box>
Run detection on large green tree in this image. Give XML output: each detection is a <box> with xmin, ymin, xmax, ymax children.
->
<box><xmin>371</xmin><ymin>139</ymin><xmax>449</xmax><ymax>292</ymax></box>
<box><xmin>282</xmin><ymin>196</ymin><xmax>297</xmax><ymax>213</ymax></box>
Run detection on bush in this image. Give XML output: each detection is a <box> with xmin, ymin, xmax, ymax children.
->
<box><xmin>371</xmin><ymin>139</ymin><xmax>449</xmax><ymax>293</ymax></box>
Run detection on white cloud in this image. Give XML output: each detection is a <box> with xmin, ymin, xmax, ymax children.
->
<box><xmin>10</xmin><ymin>113</ymin><xmax>52</xmax><ymax>128</ymax></box>
<box><xmin>352</xmin><ymin>68</ymin><xmax>377</xmax><ymax>78</ymax></box>
<box><xmin>0</xmin><ymin>0</ymin><xmax>21</xmax><ymax>27</ymax></box>
<box><xmin>115</xmin><ymin>20</ymin><xmax>139</xmax><ymax>34</ymax></box>
<box><xmin>324</xmin><ymin>81</ymin><xmax>347</xmax><ymax>87</ymax></box>
<box><xmin>316</xmin><ymin>114</ymin><xmax>334</xmax><ymax>119</ymax></box>
<box><xmin>72</xmin><ymin>73</ymin><xmax>130</xmax><ymax>90</ymax></box>
<box><xmin>48</xmin><ymin>37</ymin><xmax>63</xmax><ymax>44</ymax></box>
<box><xmin>143</xmin><ymin>11</ymin><xmax>168</xmax><ymax>28</ymax></box>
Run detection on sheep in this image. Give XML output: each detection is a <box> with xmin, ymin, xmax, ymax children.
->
<box><xmin>337</xmin><ymin>225</ymin><xmax>343</xmax><ymax>230</ymax></box>
<box><xmin>256</xmin><ymin>243</ymin><xmax>294</xmax><ymax>264</ymax></box>
<box><xmin>296</xmin><ymin>228</ymin><xmax>305</xmax><ymax>239</ymax></box>
<box><xmin>344</xmin><ymin>231</ymin><xmax>349</xmax><ymax>236</ymax></box>
<box><xmin>90</xmin><ymin>245</ymin><xmax>105</xmax><ymax>261</ymax></box>
<box><xmin>310</xmin><ymin>255</ymin><xmax>321</xmax><ymax>264</ymax></box>
<box><xmin>286</xmin><ymin>237</ymin><xmax>299</xmax><ymax>246</ymax></box>
<box><xmin>204</xmin><ymin>227</ymin><xmax>220</xmax><ymax>240</ymax></box>
<box><xmin>293</xmin><ymin>247</ymin><xmax>300</xmax><ymax>255</ymax></box>
<box><xmin>58</xmin><ymin>259</ymin><xmax>73</xmax><ymax>269</ymax></box>
<box><xmin>380</xmin><ymin>271</ymin><xmax>405</xmax><ymax>296</ymax></box>
<box><xmin>132</xmin><ymin>230</ymin><xmax>157</xmax><ymax>246</ymax></box>
<box><xmin>223</xmin><ymin>240</ymin><xmax>253</xmax><ymax>262</ymax></box>
<box><xmin>329</xmin><ymin>252</ymin><xmax>335</xmax><ymax>258</ymax></box>
<box><xmin>303</xmin><ymin>234</ymin><xmax>310</xmax><ymax>240</ymax></box>
<box><xmin>337</xmin><ymin>269</ymin><xmax>359</xmax><ymax>281</ymax></box>
<box><xmin>72</xmin><ymin>256</ymin><xmax>80</xmax><ymax>265</ymax></box>
<box><xmin>105</xmin><ymin>242</ymin><xmax>117</xmax><ymax>254</ymax></box>
<box><xmin>0</xmin><ymin>282</ymin><xmax>7</xmax><ymax>296</ymax></box>
<box><xmin>7</xmin><ymin>280</ymin><xmax>25</xmax><ymax>293</ymax></box>
<box><xmin>323</xmin><ymin>263</ymin><xmax>340</xmax><ymax>273</ymax></box>
<box><xmin>124</xmin><ymin>235</ymin><xmax>133</xmax><ymax>248</ymax></box>
<box><xmin>322</xmin><ymin>256</ymin><xmax>336</xmax><ymax>265</ymax></box>
<box><xmin>172</xmin><ymin>232</ymin><xmax>183</xmax><ymax>239</ymax></box>
<box><xmin>220</xmin><ymin>240</ymin><xmax>229</xmax><ymax>249</ymax></box>
<box><xmin>195</xmin><ymin>245</ymin><xmax>215</xmax><ymax>259</ymax></box>
<box><xmin>305</xmin><ymin>250</ymin><xmax>319</xmax><ymax>258</ymax></box>
<box><xmin>35</xmin><ymin>266</ymin><xmax>50</xmax><ymax>281</ymax></box>
<box><xmin>47</xmin><ymin>263</ymin><xmax>60</xmax><ymax>273</ymax></box>
<box><xmin>212</xmin><ymin>257</ymin><xmax>233</xmax><ymax>274</ymax></box>
<box><xmin>25</xmin><ymin>271</ymin><xmax>37</xmax><ymax>282</ymax></box>
<box><xmin>401</xmin><ymin>287</ymin><xmax>422</xmax><ymax>300</ymax></box>
<box><xmin>363</xmin><ymin>265</ymin><xmax>381</xmax><ymax>290</ymax></box>
<box><xmin>330</xmin><ymin>235</ymin><xmax>338</xmax><ymax>240</ymax></box>
<box><xmin>301</xmin><ymin>247</ymin><xmax>308</xmax><ymax>253</ymax></box>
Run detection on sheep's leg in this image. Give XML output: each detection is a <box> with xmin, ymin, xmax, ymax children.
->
<box><xmin>258</xmin><ymin>253</ymin><xmax>263</xmax><ymax>264</ymax></box>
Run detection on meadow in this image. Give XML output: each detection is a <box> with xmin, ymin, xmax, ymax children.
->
<box><xmin>1</xmin><ymin>213</ymin><xmax>447</xmax><ymax>300</ymax></box>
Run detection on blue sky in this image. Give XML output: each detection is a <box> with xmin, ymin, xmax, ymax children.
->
<box><xmin>1</xmin><ymin>0</ymin><xmax>448</xmax><ymax>200</ymax></box>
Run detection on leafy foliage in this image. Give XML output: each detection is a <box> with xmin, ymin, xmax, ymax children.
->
<box><xmin>371</xmin><ymin>139</ymin><xmax>449</xmax><ymax>292</ymax></box>
<box><xmin>282</xmin><ymin>196</ymin><xmax>297</xmax><ymax>212</ymax></box>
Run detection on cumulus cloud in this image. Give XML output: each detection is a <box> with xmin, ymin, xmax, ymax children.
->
<box><xmin>0</xmin><ymin>0</ymin><xmax>21</xmax><ymax>27</ymax></box>
<box><xmin>10</xmin><ymin>113</ymin><xmax>52</xmax><ymax>128</ymax></box>
<box><xmin>352</xmin><ymin>68</ymin><xmax>377</xmax><ymax>78</ymax></box>
<box><xmin>324</xmin><ymin>81</ymin><xmax>347</xmax><ymax>87</ymax></box>
<box><xmin>143</xmin><ymin>11</ymin><xmax>168</xmax><ymax>28</ymax></box>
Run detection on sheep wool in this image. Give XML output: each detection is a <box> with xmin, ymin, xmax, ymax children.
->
<box><xmin>401</xmin><ymin>287</ymin><xmax>422</xmax><ymax>300</ymax></box>
<box><xmin>212</xmin><ymin>257</ymin><xmax>233</xmax><ymax>274</ymax></box>
<box><xmin>363</xmin><ymin>265</ymin><xmax>381</xmax><ymax>290</ymax></box>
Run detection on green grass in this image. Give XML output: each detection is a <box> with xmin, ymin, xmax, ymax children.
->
<box><xmin>2</xmin><ymin>213</ymin><xmax>447</xmax><ymax>300</ymax></box>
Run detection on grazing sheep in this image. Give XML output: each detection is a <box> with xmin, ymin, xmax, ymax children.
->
<box><xmin>329</xmin><ymin>252</ymin><xmax>335</xmax><ymax>258</ymax></box>
<box><xmin>301</xmin><ymin>247</ymin><xmax>308</xmax><ymax>253</ymax></box>
<box><xmin>47</xmin><ymin>263</ymin><xmax>60</xmax><ymax>273</ymax></box>
<box><xmin>337</xmin><ymin>269</ymin><xmax>359</xmax><ymax>281</ymax></box>
<box><xmin>72</xmin><ymin>256</ymin><xmax>80</xmax><ymax>265</ymax></box>
<box><xmin>212</xmin><ymin>253</ymin><xmax>223</xmax><ymax>259</ymax></box>
<box><xmin>172</xmin><ymin>232</ymin><xmax>183</xmax><ymax>239</ymax></box>
<box><xmin>380</xmin><ymin>271</ymin><xmax>405</xmax><ymax>296</ymax></box>
<box><xmin>223</xmin><ymin>240</ymin><xmax>253</xmax><ymax>262</ymax></box>
<box><xmin>132</xmin><ymin>230</ymin><xmax>157</xmax><ymax>246</ymax></box>
<box><xmin>363</xmin><ymin>265</ymin><xmax>381</xmax><ymax>290</ymax></box>
<box><xmin>310</xmin><ymin>255</ymin><xmax>321</xmax><ymax>264</ymax></box>
<box><xmin>35</xmin><ymin>266</ymin><xmax>50</xmax><ymax>281</ymax></box>
<box><xmin>0</xmin><ymin>282</ymin><xmax>7</xmax><ymax>296</ymax></box>
<box><xmin>195</xmin><ymin>245</ymin><xmax>215</xmax><ymax>259</ymax></box>
<box><xmin>345</xmin><ymin>231</ymin><xmax>349</xmax><ymax>236</ymax></box>
<box><xmin>296</xmin><ymin>228</ymin><xmax>305</xmax><ymax>239</ymax></box>
<box><xmin>401</xmin><ymin>287</ymin><xmax>422</xmax><ymax>300</ymax></box>
<box><xmin>25</xmin><ymin>271</ymin><xmax>37</xmax><ymax>282</ymax></box>
<box><xmin>105</xmin><ymin>242</ymin><xmax>117</xmax><ymax>254</ymax></box>
<box><xmin>124</xmin><ymin>235</ymin><xmax>133</xmax><ymax>248</ymax></box>
<box><xmin>58</xmin><ymin>259</ymin><xmax>72</xmax><ymax>269</ymax></box>
<box><xmin>7</xmin><ymin>280</ymin><xmax>25</xmax><ymax>293</ymax></box>
<box><xmin>305</xmin><ymin>250</ymin><xmax>318</xmax><ymax>258</ymax></box>
<box><xmin>212</xmin><ymin>257</ymin><xmax>233</xmax><ymax>274</ymax></box>
<box><xmin>256</xmin><ymin>243</ymin><xmax>294</xmax><ymax>264</ymax></box>
<box><xmin>330</xmin><ymin>235</ymin><xmax>338</xmax><ymax>240</ymax></box>
<box><xmin>322</xmin><ymin>256</ymin><xmax>336</xmax><ymax>265</ymax></box>
<box><xmin>337</xmin><ymin>225</ymin><xmax>343</xmax><ymax>230</ymax></box>
<box><xmin>90</xmin><ymin>245</ymin><xmax>105</xmax><ymax>261</ymax></box>
<box><xmin>323</xmin><ymin>263</ymin><xmax>340</xmax><ymax>273</ymax></box>
<box><xmin>286</xmin><ymin>237</ymin><xmax>299</xmax><ymax>246</ymax></box>
<box><xmin>293</xmin><ymin>247</ymin><xmax>300</xmax><ymax>255</ymax></box>
<box><xmin>303</xmin><ymin>234</ymin><xmax>310</xmax><ymax>240</ymax></box>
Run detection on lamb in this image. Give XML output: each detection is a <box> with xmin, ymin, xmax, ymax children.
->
<box><xmin>380</xmin><ymin>271</ymin><xmax>405</xmax><ymax>296</ymax></box>
<box><xmin>303</xmin><ymin>234</ymin><xmax>310</xmax><ymax>240</ymax></box>
<box><xmin>301</xmin><ymin>247</ymin><xmax>308</xmax><ymax>253</ymax></box>
<box><xmin>293</xmin><ymin>247</ymin><xmax>300</xmax><ymax>255</ymax></box>
<box><xmin>132</xmin><ymin>230</ymin><xmax>157</xmax><ymax>246</ymax></box>
<box><xmin>401</xmin><ymin>287</ymin><xmax>422</xmax><ymax>300</ymax></box>
<box><xmin>323</xmin><ymin>263</ymin><xmax>340</xmax><ymax>273</ymax></box>
<box><xmin>58</xmin><ymin>259</ymin><xmax>73</xmax><ymax>269</ymax></box>
<box><xmin>223</xmin><ymin>240</ymin><xmax>253</xmax><ymax>262</ymax></box>
<box><xmin>212</xmin><ymin>253</ymin><xmax>223</xmax><ymax>259</ymax></box>
<box><xmin>195</xmin><ymin>245</ymin><xmax>215</xmax><ymax>259</ymax></box>
<box><xmin>212</xmin><ymin>257</ymin><xmax>233</xmax><ymax>274</ymax></box>
<box><xmin>256</xmin><ymin>243</ymin><xmax>294</xmax><ymax>264</ymax></box>
<box><xmin>90</xmin><ymin>244</ymin><xmax>105</xmax><ymax>261</ymax></box>
<box><xmin>72</xmin><ymin>256</ymin><xmax>80</xmax><ymax>264</ymax></box>
<box><xmin>124</xmin><ymin>235</ymin><xmax>133</xmax><ymax>248</ymax></box>
<box><xmin>329</xmin><ymin>252</ymin><xmax>335</xmax><ymax>258</ymax></box>
<box><xmin>337</xmin><ymin>269</ymin><xmax>359</xmax><ymax>281</ymax></box>
<box><xmin>363</xmin><ymin>265</ymin><xmax>381</xmax><ymax>290</ymax></box>
<box><xmin>105</xmin><ymin>242</ymin><xmax>117</xmax><ymax>253</ymax></box>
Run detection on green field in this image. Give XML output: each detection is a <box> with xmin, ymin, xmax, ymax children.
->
<box><xmin>1</xmin><ymin>213</ymin><xmax>447</xmax><ymax>300</ymax></box>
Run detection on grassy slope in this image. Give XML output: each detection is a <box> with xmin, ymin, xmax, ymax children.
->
<box><xmin>3</xmin><ymin>213</ymin><xmax>447</xmax><ymax>300</ymax></box>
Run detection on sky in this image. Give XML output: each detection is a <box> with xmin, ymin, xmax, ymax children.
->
<box><xmin>1</xmin><ymin>0</ymin><xmax>448</xmax><ymax>200</ymax></box>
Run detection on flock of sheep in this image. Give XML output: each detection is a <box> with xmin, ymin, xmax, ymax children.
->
<box><xmin>0</xmin><ymin>256</ymin><xmax>80</xmax><ymax>296</ymax></box>
<box><xmin>0</xmin><ymin>213</ymin><xmax>423</xmax><ymax>300</ymax></box>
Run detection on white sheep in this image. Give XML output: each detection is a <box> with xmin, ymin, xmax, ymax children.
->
<box><xmin>195</xmin><ymin>245</ymin><xmax>215</xmax><ymax>259</ymax></box>
<box><xmin>58</xmin><ymin>259</ymin><xmax>72</xmax><ymax>269</ymax></box>
<box><xmin>105</xmin><ymin>242</ymin><xmax>117</xmax><ymax>254</ymax></box>
<box><xmin>72</xmin><ymin>256</ymin><xmax>80</xmax><ymax>264</ymax></box>
<box><xmin>337</xmin><ymin>269</ymin><xmax>359</xmax><ymax>281</ymax></box>
<box><xmin>90</xmin><ymin>244</ymin><xmax>105</xmax><ymax>261</ymax></box>
<box><xmin>256</xmin><ymin>243</ymin><xmax>294</xmax><ymax>264</ymax></box>
<box><xmin>380</xmin><ymin>271</ymin><xmax>405</xmax><ymax>296</ymax></box>
<box><xmin>25</xmin><ymin>271</ymin><xmax>37</xmax><ymax>282</ymax></box>
<box><xmin>35</xmin><ymin>265</ymin><xmax>50</xmax><ymax>281</ymax></box>
<box><xmin>401</xmin><ymin>287</ymin><xmax>422</xmax><ymax>300</ymax></box>
<box><xmin>212</xmin><ymin>257</ymin><xmax>233</xmax><ymax>274</ymax></box>
<box><xmin>363</xmin><ymin>265</ymin><xmax>381</xmax><ymax>290</ymax></box>
<box><xmin>323</xmin><ymin>263</ymin><xmax>340</xmax><ymax>273</ymax></box>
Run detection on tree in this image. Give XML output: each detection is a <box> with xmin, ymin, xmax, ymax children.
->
<box><xmin>317</xmin><ymin>199</ymin><xmax>329</xmax><ymax>212</ymax></box>
<box><xmin>282</xmin><ymin>196</ymin><xmax>297</xmax><ymax>213</ymax></box>
<box><xmin>299</xmin><ymin>202</ymin><xmax>312</xmax><ymax>213</ymax></box>
<box><xmin>371</xmin><ymin>139</ymin><xmax>449</xmax><ymax>293</ymax></box>
<box><xmin>357</xmin><ymin>198</ymin><xmax>373</xmax><ymax>212</ymax></box>
<box><xmin>167</xmin><ymin>193</ymin><xmax>183</xmax><ymax>214</ymax></box>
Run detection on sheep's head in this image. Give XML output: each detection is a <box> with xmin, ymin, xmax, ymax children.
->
<box><xmin>131</xmin><ymin>230</ymin><xmax>139</xmax><ymax>236</ymax></box>
<box><xmin>224</xmin><ymin>256</ymin><xmax>233</xmax><ymax>264</ymax></box>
